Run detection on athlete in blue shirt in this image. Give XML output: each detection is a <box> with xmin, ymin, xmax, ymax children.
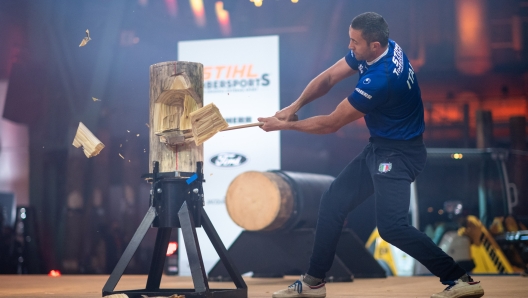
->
<box><xmin>259</xmin><ymin>12</ymin><xmax>484</xmax><ymax>298</ymax></box>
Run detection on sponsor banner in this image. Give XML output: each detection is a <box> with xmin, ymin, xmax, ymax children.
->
<box><xmin>178</xmin><ymin>36</ymin><xmax>280</xmax><ymax>275</ymax></box>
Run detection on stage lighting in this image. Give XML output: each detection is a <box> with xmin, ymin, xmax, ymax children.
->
<box><xmin>216</xmin><ymin>1</ymin><xmax>231</xmax><ymax>36</ymax></box>
<box><xmin>166</xmin><ymin>241</ymin><xmax>178</xmax><ymax>256</ymax></box>
<box><xmin>48</xmin><ymin>270</ymin><xmax>61</xmax><ymax>277</ymax></box>
<box><xmin>190</xmin><ymin>0</ymin><xmax>206</xmax><ymax>27</ymax></box>
<box><xmin>250</xmin><ymin>0</ymin><xmax>262</xmax><ymax>7</ymax></box>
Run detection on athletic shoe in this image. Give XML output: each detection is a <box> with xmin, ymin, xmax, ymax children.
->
<box><xmin>272</xmin><ymin>277</ymin><xmax>326</xmax><ymax>298</ymax></box>
<box><xmin>431</xmin><ymin>275</ymin><xmax>484</xmax><ymax>298</ymax></box>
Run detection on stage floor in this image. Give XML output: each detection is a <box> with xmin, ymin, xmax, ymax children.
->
<box><xmin>0</xmin><ymin>274</ymin><xmax>525</xmax><ymax>297</ymax></box>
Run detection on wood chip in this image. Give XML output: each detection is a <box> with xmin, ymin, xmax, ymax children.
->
<box><xmin>119</xmin><ymin>153</ymin><xmax>124</xmax><ymax>159</ymax></box>
<box><xmin>79</xmin><ymin>29</ymin><xmax>91</xmax><ymax>47</ymax></box>
<box><xmin>72</xmin><ymin>122</ymin><xmax>105</xmax><ymax>158</ymax></box>
<box><xmin>92</xmin><ymin>97</ymin><xmax>100</xmax><ymax>101</ymax></box>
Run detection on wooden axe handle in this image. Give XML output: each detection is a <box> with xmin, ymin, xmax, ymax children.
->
<box><xmin>182</xmin><ymin>122</ymin><xmax>263</xmax><ymax>138</ymax></box>
<box><xmin>221</xmin><ymin>122</ymin><xmax>264</xmax><ymax>131</ymax></box>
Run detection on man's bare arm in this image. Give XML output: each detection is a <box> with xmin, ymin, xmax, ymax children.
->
<box><xmin>259</xmin><ymin>98</ymin><xmax>364</xmax><ymax>134</ymax></box>
<box><xmin>275</xmin><ymin>58</ymin><xmax>357</xmax><ymax>120</ymax></box>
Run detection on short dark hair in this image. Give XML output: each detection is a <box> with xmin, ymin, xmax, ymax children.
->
<box><xmin>350</xmin><ymin>12</ymin><xmax>389</xmax><ymax>47</ymax></box>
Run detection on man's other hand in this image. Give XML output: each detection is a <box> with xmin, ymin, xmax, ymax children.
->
<box><xmin>274</xmin><ymin>107</ymin><xmax>298</xmax><ymax>122</ymax></box>
<box><xmin>257</xmin><ymin>116</ymin><xmax>287</xmax><ymax>132</ymax></box>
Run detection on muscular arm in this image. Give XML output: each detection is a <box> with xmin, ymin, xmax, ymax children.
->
<box><xmin>259</xmin><ymin>98</ymin><xmax>365</xmax><ymax>134</ymax></box>
<box><xmin>276</xmin><ymin>58</ymin><xmax>357</xmax><ymax>120</ymax></box>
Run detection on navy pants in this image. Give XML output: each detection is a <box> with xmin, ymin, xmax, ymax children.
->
<box><xmin>306</xmin><ymin>136</ymin><xmax>466</xmax><ymax>282</ymax></box>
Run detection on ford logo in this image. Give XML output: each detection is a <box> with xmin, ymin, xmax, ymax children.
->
<box><xmin>210</xmin><ymin>153</ymin><xmax>247</xmax><ymax>167</ymax></box>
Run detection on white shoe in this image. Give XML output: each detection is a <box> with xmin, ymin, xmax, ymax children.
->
<box><xmin>431</xmin><ymin>275</ymin><xmax>484</xmax><ymax>298</ymax></box>
<box><xmin>272</xmin><ymin>277</ymin><xmax>326</xmax><ymax>298</ymax></box>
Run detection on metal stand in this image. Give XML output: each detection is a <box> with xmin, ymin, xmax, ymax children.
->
<box><xmin>102</xmin><ymin>161</ymin><xmax>247</xmax><ymax>298</ymax></box>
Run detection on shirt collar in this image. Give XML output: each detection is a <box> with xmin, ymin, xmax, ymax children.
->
<box><xmin>366</xmin><ymin>46</ymin><xmax>389</xmax><ymax>66</ymax></box>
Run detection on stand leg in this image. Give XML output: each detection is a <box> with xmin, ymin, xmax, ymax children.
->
<box><xmin>201</xmin><ymin>208</ymin><xmax>247</xmax><ymax>289</ymax></box>
<box><xmin>103</xmin><ymin>206</ymin><xmax>157</xmax><ymax>293</ymax></box>
<box><xmin>146</xmin><ymin>228</ymin><xmax>172</xmax><ymax>290</ymax></box>
<box><xmin>178</xmin><ymin>201</ymin><xmax>209</xmax><ymax>293</ymax></box>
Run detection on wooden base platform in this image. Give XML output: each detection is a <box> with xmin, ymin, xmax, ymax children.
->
<box><xmin>0</xmin><ymin>274</ymin><xmax>525</xmax><ymax>297</ymax></box>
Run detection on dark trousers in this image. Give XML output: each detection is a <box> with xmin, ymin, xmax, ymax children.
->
<box><xmin>306</xmin><ymin>136</ymin><xmax>466</xmax><ymax>282</ymax></box>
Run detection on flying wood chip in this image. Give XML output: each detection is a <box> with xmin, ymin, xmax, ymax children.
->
<box><xmin>79</xmin><ymin>29</ymin><xmax>91</xmax><ymax>47</ymax></box>
<box><xmin>72</xmin><ymin>122</ymin><xmax>105</xmax><ymax>158</ymax></box>
<box><xmin>92</xmin><ymin>97</ymin><xmax>100</xmax><ymax>102</ymax></box>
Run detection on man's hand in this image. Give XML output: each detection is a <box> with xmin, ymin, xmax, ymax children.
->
<box><xmin>274</xmin><ymin>106</ymin><xmax>299</xmax><ymax>122</ymax></box>
<box><xmin>257</xmin><ymin>116</ymin><xmax>288</xmax><ymax>132</ymax></box>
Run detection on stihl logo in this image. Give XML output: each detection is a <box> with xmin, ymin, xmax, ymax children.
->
<box><xmin>203</xmin><ymin>64</ymin><xmax>270</xmax><ymax>92</ymax></box>
<box><xmin>204</xmin><ymin>64</ymin><xmax>258</xmax><ymax>80</ymax></box>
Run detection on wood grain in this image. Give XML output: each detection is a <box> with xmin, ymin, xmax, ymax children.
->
<box><xmin>149</xmin><ymin>61</ymin><xmax>204</xmax><ymax>172</ymax></box>
<box><xmin>226</xmin><ymin>171</ymin><xmax>294</xmax><ymax>231</ymax></box>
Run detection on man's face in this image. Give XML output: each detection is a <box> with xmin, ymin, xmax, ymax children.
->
<box><xmin>348</xmin><ymin>27</ymin><xmax>371</xmax><ymax>61</ymax></box>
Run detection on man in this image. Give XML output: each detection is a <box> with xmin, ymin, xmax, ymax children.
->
<box><xmin>258</xmin><ymin>12</ymin><xmax>484</xmax><ymax>298</ymax></box>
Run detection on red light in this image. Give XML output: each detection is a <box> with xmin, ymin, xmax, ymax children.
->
<box><xmin>48</xmin><ymin>270</ymin><xmax>61</xmax><ymax>277</ymax></box>
<box><xmin>167</xmin><ymin>242</ymin><xmax>178</xmax><ymax>256</ymax></box>
<box><xmin>165</xmin><ymin>0</ymin><xmax>178</xmax><ymax>17</ymax></box>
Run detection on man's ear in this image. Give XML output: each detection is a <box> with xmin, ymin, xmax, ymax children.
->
<box><xmin>370</xmin><ymin>41</ymin><xmax>381</xmax><ymax>51</ymax></box>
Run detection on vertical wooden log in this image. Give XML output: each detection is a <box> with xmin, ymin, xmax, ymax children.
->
<box><xmin>149</xmin><ymin>62</ymin><xmax>203</xmax><ymax>173</ymax></box>
<box><xmin>476</xmin><ymin>110</ymin><xmax>493</xmax><ymax>148</ymax></box>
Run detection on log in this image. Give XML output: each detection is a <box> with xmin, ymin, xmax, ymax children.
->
<box><xmin>226</xmin><ymin>171</ymin><xmax>294</xmax><ymax>231</ymax></box>
<box><xmin>149</xmin><ymin>62</ymin><xmax>203</xmax><ymax>172</ymax></box>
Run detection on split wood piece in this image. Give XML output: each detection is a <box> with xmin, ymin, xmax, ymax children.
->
<box><xmin>226</xmin><ymin>171</ymin><xmax>294</xmax><ymax>231</ymax></box>
<box><xmin>72</xmin><ymin>122</ymin><xmax>105</xmax><ymax>158</ymax></box>
<box><xmin>189</xmin><ymin>103</ymin><xmax>229</xmax><ymax>146</ymax></box>
<box><xmin>153</xmin><ymin>73</ymin><xmax>200</xmax><ymax>134</ymax></box>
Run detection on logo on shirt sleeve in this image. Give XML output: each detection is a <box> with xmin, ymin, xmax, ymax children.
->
<box><xmin>363</xmin><ymin>77</ymin><xmax>371</xmax><ymax>84</ymax></box>
<box><xmin>355</xmin><ymin>88</ymin><xmax>372</xmax><ymax>100</ymax></box>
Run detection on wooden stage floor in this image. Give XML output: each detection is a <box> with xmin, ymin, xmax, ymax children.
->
<box><xmin>0</xmin><ymin>274</ymin><xmax>526</xmax><ymax>297</ymax></box>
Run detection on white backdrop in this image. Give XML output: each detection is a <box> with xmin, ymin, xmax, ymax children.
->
<box><xmin>178</xmin><ymin>35</ymin><xmax>280</xmax><ymax>275</ymax></box>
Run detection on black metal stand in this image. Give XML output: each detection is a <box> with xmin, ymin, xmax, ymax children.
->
<box><xmin>102</xmin><ymin>161</ymin><xmax>247</xmax><ymax>298</ymax></box>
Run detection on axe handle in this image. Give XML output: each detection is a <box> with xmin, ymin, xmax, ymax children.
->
<box><xmin>221</xmin><ymin>122</ymin><xmax>264</xmax><ymax>131</ymax></box>
<box><xmin>182</xmin><ymin>122</ymin><xmax>263</xmax><ymax>138</ymax></box>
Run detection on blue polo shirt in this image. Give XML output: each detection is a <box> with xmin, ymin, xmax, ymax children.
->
<box><xmin>345</xmin><ymin>39</ymin><xmax>425</xmax><ymax>140</ymax></box>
